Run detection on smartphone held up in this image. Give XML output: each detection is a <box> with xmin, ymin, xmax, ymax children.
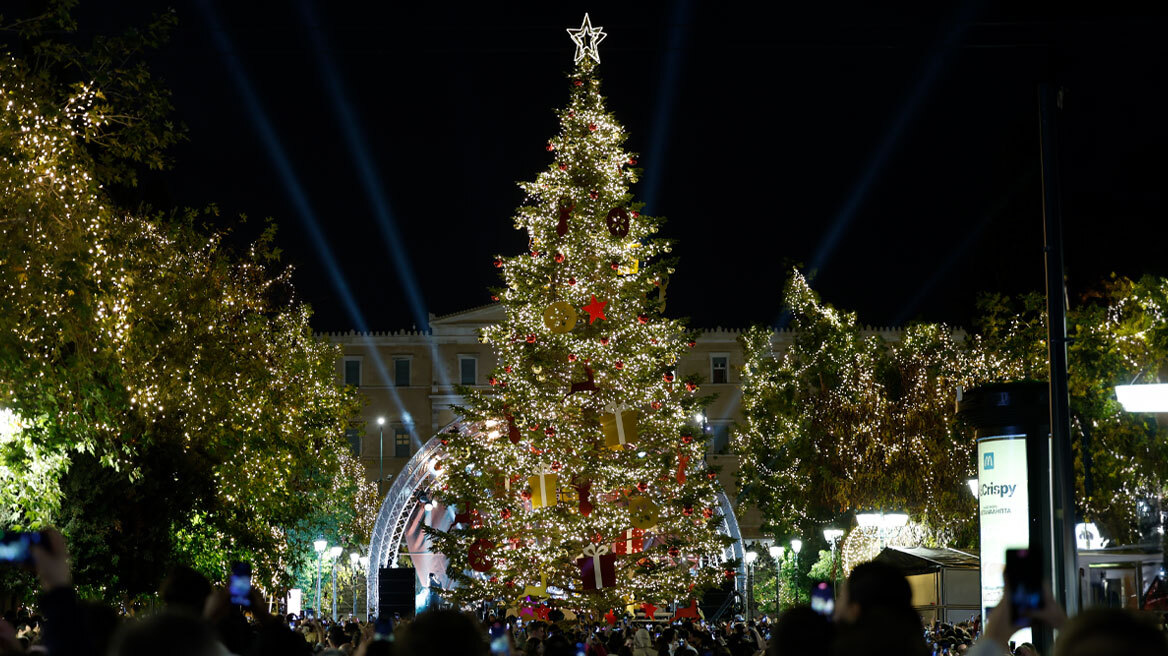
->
<box><xmin>0</xmin><ymin>531</ymin><xmax>44</xmax><ymax>566</ymax></box>
<box><xmin>1005</xmin><ymin>548</ymin><xmax>1043</xmax><ymax>627</ymax></box>
<box><xmin>230</xmin><ymin>561</ymin><xmax>253</xmax><ymax>607</ymax></box>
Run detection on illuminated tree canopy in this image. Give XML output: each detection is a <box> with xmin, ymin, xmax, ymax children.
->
<box><xmin>0</xmin><ymin>8</ymin><xmax>371</xmax><ymax>600</ymax></box>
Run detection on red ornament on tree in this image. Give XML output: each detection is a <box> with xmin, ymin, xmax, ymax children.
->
<box><xmin>663</xmin><ymin>373</ymin><xmax>675</xmax><ymax>383</ymax></box>
<box><xmin>501</xmin><ymin>508</ymin><xmax>512</xmax><ymax>520</ymax></box>
<box><xmin>489</xmin><ymin>377</ymin><xmax>500</xmax><ymax>386</ymax></box>
<box><xmin>559</xmin><ymin>163</ymin><xmax>567</xmax><ymax>171</ymax></box>
<box><xmin>611</xmin><ymin>262</ymin><xmax>620</xmax><ymax>270</ymax></box>
<box><xmin>650</xmin><ymin>401</ymin><xmax>662</xmax><ymax>410</ymax></box>
<box><xmin>582</xmin><ymin>295</ymin><xmax>608</xmax><ymax>323</ymax></box>
<box><xmin>554</xmin><ymin>252</ymin><xmax>565</xmax><ymax>263</ymax></box>
<box><xmin>568</xmin><ymin>353</ymin><xmax>578</xmax><ymax>362</ymax></box>
<box><xmin>685</xmin><ymin>381</ymin><xmax>697</xmax><ymax>392</ymax></box>
<box><xmin>636</xmin><ymin>481</ymin><xmax>649</xmax><ymax>492</ymax></box>
<box><xmin>568</xmin><ymin>277</ymin><xmax>576</xmax><ymax>286</ymax></box>
<box><xmin>588</xmin><ymin>123</ymin><xmax>597</xmax><ymax>132</ymax></box>
<box><xmin>599</xmin><ymin>337</ymin><xmax>609</xmax><ymax>346</ymax></box>
<box><xmin>589</xmin><ymin>190</ymin><xmax>598</xmax><ymax>200</ymax></box>
<box><xmin>628</xmin><ymin>158</ymin><xmax>637</xmax><ymax>165</ymax></box>
<box><xmin>614</xmin><ymin>361</ymin><xmax>624</xmax><ymax>370</ymax></box>
<box><xmin>574</xmin><ymin>80</ymin><xmax>583</xmax><ymax>87</ymax></box>
<box><xmin>687</xmin><ymin>340</ymin><xmax>696</xmax><ymax>348</ymax></box>
<box><xmin>494</xmin><ymin>259</ymin><xmax>504</xmax><ymax>268</ymax></box>
<box><xmin>683</xmin><ymin>505</ymin><xmax>694</xmax><ymax>516</ymax></box>
<box><xmin>681</xmin><ymin>434</ymin><xmax>693</xmax><ymax>444</ymax></box>
<box><xmin>546</xmin><ymin>142</ymin><xmax>555</xmax><ymax>151</ymax></box>
<box><xmin>526</xmin><ymin>334</ymin><xmax>537</xmax><ymax>343</ymax></box>
<box><xmin>637</xmin><ymin>315</ymin><xmax>648</xmax><ymax>325</ymax></box>
<box><xmin>703</xmin><ymin>507</ymin><xmax>715</xmax><ymax>518</ymax></box>
<box><xmin>504</xmin><ymin>366</ymin><xmax>513</xmax><ymax>373</ymax></box>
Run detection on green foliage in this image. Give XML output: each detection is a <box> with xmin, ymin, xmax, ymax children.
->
<box><xmin>737</xmin><ymin>270</ymin><xmax>1168</xmax><ymax>554</ymax></box>
<box><xmin>0</xmin><ymin>6</ymin><xmax>367</xmax><ymax>602</ymax></box>
<box><xmin>735</xmin><ymin>271</ymin><xmax>978</xmax><ymax>548</ymax></box>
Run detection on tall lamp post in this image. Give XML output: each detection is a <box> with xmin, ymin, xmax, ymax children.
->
<box><xmin>349</xmin><ymin>552</ymin><xmax>360</xmax><ymax>618</ymax></box>
<box><xmin>377</xmin><ymin>417</ymin><xmax>386</xmax><ymax>496</ymax></box>
<box><xmin>823</xmin><ymin>529</ymin><xmax>844</xmax><ymax>596</ymax></box>
<box><xmin>744</xmin><ymin>549</ymin><xmax>758</xmax><ymax>620</ymax></box>
<box><xmin>314</xmin><ymin>539</ymin><xmax>328</xmax><ymax>618</ymax></box>
<box><xmin>359</xmin><ymin>555</ymin><xmax>370</xmax><ymax>619</ymax></box>
<box><xmin>329</xmin><ymin>546</ymin><xmax>342</xmax><ymax>620</ymax></box>
<box><xmin>768</xmin><ymin>545</ymin><xmax>785</xmax><ymax>616</ymax></box>
<box><xmin>790</xmin><ymin>539</ymin><xmax>803</xmax><ymax>604</ymax></box>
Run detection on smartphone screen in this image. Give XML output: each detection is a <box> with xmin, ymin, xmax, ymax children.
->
<box><xmin>810</xmin><ymin>581</ymin><xmax>835</xmax><ymax>618</ymax></box>
<box><xmin>229</xmin><ymin>561</ymin><xmax>252</xmax><ymax>606</ymax></box>
<box><xmin>0</xmin><ymin>531</ymin><xmax>42</xmax><ymax>565</ymax></box>
<box><xmin>1005</xmin><ymin>548</ymin><xmax>1042</xmax><ymax>626</ymax></box>
<box><xmin>489</xmin><ymin>622</ymin><xmax>508</xmax><ymax>655</ymax></box>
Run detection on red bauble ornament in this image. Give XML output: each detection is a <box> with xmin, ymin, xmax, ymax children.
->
<box><xmin>707</xmin><ymin>472</ymin><xmax>717</xmax><ymax>480</ymax></box>
<box><xmin>568</xmin><ymin>277</ymin><xmax>576</xmax><ymax>285</ymax></box>
<box><xmin>526</xmin><ymin>334</ymin><xmax>537</xmax><ymax>343</ymax></box>
<box><xmin>685</xmin><ymin>382</ymin><xmax>698</xmax><ymax>392</ymax></box>
<box><xmin>637</xmin><ymin>315</ymin><xmax>648</xmax><ymax>325</ymax></box>
<box><xmin>724</xmin><ymin>569</ymin><xmax>735</xmax><ymax>579</ymax></box>
<box><xmin>530</xmin><ymin>250</ymin><xmax>540</xmax><ymax>258</ymax></box>
<box><xmin>490</xmin><ymin>576</ymin><xmax>498</xmax><ymax>583</ymax></box>
<box><xmin>611</xmin><ymin>262</ymin><xmax>620</xmax><ymax>270</ymax></box>
<box><xmin>505</xmin><ymin>580</ymin><xmax>515</xmax><ymax>588</ymax></box>
<box><xmin>628</xmin><ymin>158</ymin><xmax>637</xmax><ymax>165</ymax></box>
<box><xmin>491</xmin><ymin>295</ymin><xmax>499</xmax><ymax>301</ymax></box>
<box><xmin>668</xmin><ymin>546</ymin><xmax>680</xmax><ymax>558</ymax></box>
<box><xmin>650</xmin><ymin>401</ymin><xmax>662</xmax><ymax>410</ymax></box>
<box><xmin>469</xmin><ymin>538</ymin><xmax>495</xmax><ymax>572</ymax></box>
<box><xmin>589</xmin><ymin>190</ymin><xmax>599</xmax><ymax>200</ymax></box>
<box><xmin>551</xmin><ymin>461</ymin><xmax>562</xmax><ymax>472</ymax></box>
<box><xmin>494</xmin><ymin>259</ymin><xmax>504</xmax><ymax>268</ymax></box>
<box><xmin>681</xmin><ymin>434</ymin><xmax>693</xmax><ymax>444</ymax></box>
<box><xmin>545</xmin><ymin>426</ymin><xmax>556</xmax><ymax>437</ymax></box>
<box><xmin>504</xmin><ymin>366</ymin><xmax>513</xmax><ymax>373</ymax></box>
<box><xmin>489</xmin><ymin>377</ymin><xmax>499</xmax><ymax>386</ymax></box>
<box><xmin>637</xmin><ymin>481</ymin><xmax>649</xmax><ymax>492</ymax></box>
<box><xmin>501</xmin><ymin>508</ymin><xmax>512</xmax><ymax>519</ymax></box>
<box><xmin>593</xmin><ymin>532</ymin><xmax>604</xmax><ymax>544</ymax></box>
<box><xmin>573</xmin><ymin>80</ymin><xmax>583</xmax><ymax>87</ymax></box>
<box><xmin>687</xmin><ymin>340</ymin><xmax>696</xmax><ymax>348</ymax></box>
<box><xmin>650</xmin><ymin>338</ymin><xmax>658</xmax><ymax>345</ymax></box>
<box><xmin>605</xmin><ymin>207</ymin><xmax>631</xmax><ymax>237</ymax></box>
<box><xmin>568</xmin><ymin>111</ymin><xmax>575</xmax><ymax>117</ymax></box>
<box><xmin>663</xmin><ymin>373</ymin><xmax>675</xmax><ymax>383</ymax></box>
<box><xmin>614</xmin><ymin>361</ymin><xmax>624</xmax><ymax>370</ymax></box>
<box><xmin>568</xmin><ymin>353</ymin><xmax>578</xmax><ymax>362</ymax></box>
<box><xmin>554</xmin><ymin>252</ymin><xmax>565</xmax><ymax>263</ymax></box>
<box><xmin>683</xmin><ymin>506</ymin><xmax>694</xmax><ymax>516</ymax></box>
<box><xmin>588</xmin><ymin>123</ymin><xmax>597</xmax><ymax>132</ymax></box>
<box><xmin>546</xmin><ymin>143</ymin><xmax>555</xmax><ymax>151</ymax></box>
<box><xmin>599</xmin><ymin>337</ymin><xmax>610</xmax><ymax>345</ymax></box>
<box><xmin>631</xmin><ymin>211</ymin><xmax>640</xmax><ymax>219</ymax></box>
<box><xmin>703</xmin><ymin>507</ymin><xmax>715</xmax><ymax>518</ymax></box>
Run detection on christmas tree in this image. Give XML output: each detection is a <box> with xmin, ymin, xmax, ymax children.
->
<box><xmin>428</xmin><ymin>15</ymin><xmax>732</xmax><ymax>614</ymax></box>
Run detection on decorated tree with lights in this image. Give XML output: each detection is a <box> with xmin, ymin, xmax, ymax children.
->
<box><xmin>428</xmin><ymin>16</ymin><xmax>732</xmax><ymax>613</ymax></box>
<box><xmin>0</xmin><ymin>9</ymin><xmax>372</xmax><ymax>601</ymax></box>
<box><xmin>734</xmin><ymin>271</ymin><xmax>979</xmax><ymax>566</ymax></box>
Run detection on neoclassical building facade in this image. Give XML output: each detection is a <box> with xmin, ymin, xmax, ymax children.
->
<box><xmin>326</xmin><ymin>302</ymin><xmax>909</xmax><ymax>542</ymax></box>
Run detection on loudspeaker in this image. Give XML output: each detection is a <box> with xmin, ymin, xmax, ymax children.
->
<box><xmin>378</xmin><ymin>567</ymin><xmax>416</xmax><ymax>619</ymax></box>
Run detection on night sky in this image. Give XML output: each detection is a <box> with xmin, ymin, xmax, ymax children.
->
<box><xmin>68</xmin><ymin>1</ymin><xmax>1168</xmax><ymax>331</ymax></box>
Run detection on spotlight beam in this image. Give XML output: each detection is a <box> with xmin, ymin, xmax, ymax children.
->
<box><xmin>199</xmin><ymin>0</ymin><xmax>417</xmax><ymax>445</ymax></box>
<box><xmin>299</xmin><ymin>0</ymin><xmax>452</xmax><ymax>392</ymax></box>
<box><xmin>641</xmin><ymin>0</ymin><xmax>695</xmax><ymax>214</ymax></box>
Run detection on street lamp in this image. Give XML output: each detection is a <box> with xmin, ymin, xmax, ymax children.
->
<box><xmin>329</xmin><ymin>546</ymin><xmax>343</xmax><ymax>620</ymax></box>
<box><xmin>377</xmin><ymin>417</ymin><xmax>386</xmax><ymax>497</ymax></box>
<box><xmin>856</xmin><ymin>511</ymin><xmax>909</xmax><ymax>549</ymax></box>
<box><xmin>1114</xmin><ymin>383</ymin><xmax>1168</xmax><ymax>412</ymax></box>
<box><xmin>744</xmin><ymin>549</ymin><xmax>758</xmax><ymax>621</ymax></box>
<box><xmin>769</xmin><ymin>545</ymin><xmax>785</xmax><ymax>616</ymax></box>
<box><xmin>314</xmin><ymin>539</ymin><xmax>328</xmax><ymax>618</ymax></box>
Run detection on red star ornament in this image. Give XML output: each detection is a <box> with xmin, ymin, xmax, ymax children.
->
<box><xmin>581</xmin><ymin>295</ymin><xmax>608</xmax><ymax>324</ymax></box>
<box><xmin>641</xmin><ymin>602</ymin><xmax>659</xmax><ymax>619</ymax></box>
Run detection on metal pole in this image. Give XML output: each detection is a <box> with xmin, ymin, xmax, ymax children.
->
<box><xmin>353</xmin><ymin>564</ymin><xmax>358</xmax><ymax>618</ymax></box>
<box><xmin>1038</xmin><ymin>82</ymin><xmax>1080</xmax><ymax>621</ymax></box>
<box><xmin>316</xmin><ymin>553</ymin><xmax>322</xmax><ymax>619</ymax></box>
<box><xmin>746</xmin><ymin>563</ymin><xmax>752</xmax><ymax>620</ymax></box>
<box><xmin>379</xmin><ymin>424</ymin><xmax>384</xmax><ymax>497</ymax></box>
<box><xmin>774</xmin><ymin>555</ymin><xmax>780</xmax><ymax>616</ymax></box>
<box><xmin>331</xmin><ymin>560</ymin><xmax>338</xmax><ymax>621</ymax></box>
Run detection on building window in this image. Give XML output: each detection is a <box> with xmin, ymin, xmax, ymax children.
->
<box><xmin>459</xmin><ymin>356</ymin><xmax>477</xmax><ymax>386</ymax></box>
<box><xmin>709</xmin><ymin>422</ymin><xmax>731</xmax><ymax>454</ymax></box>
<box><xmin>346</xmin><ymin>429</ymin><xmax>361</xmax><ymax>457</ymax></box>
<box><xmin>344</xmin><ymin>358</ymin><xmax>361</xmax><ymax>387</ymax></box>
<box><xmin>710</xmin><ymin>354</ymin><xmax>729</xmax><ymax>384</ymax></box>
<box><xmin>394</xmin><ymin>358</ymin><xmax>411</xmax><ymax>387</ymax></box>
<box><xmin>394</xmin><ymin>428</ymin><xmax>410</xmax><ymax>458</ymax></box>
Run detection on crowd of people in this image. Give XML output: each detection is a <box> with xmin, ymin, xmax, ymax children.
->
<box><xmin>1</xmin><ymin>528</ymin><xmax>1166</xmax><ymax>656</ymax></box>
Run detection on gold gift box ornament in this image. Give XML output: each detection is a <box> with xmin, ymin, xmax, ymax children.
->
<box><xmin>528</xmin><ymin>471</ymin><xmax>559</xmax><ymax>509</ymax></box>
<box><xmin>601</xmin><ymin>405</ymin><xmax>639</xmax><ymax>450</ymax></box>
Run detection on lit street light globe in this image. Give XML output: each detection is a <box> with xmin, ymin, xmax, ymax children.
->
<box><xmin>790</xmin><ymin>539</ymin><xmax>802</xmax><ymax>554</ymax></box>
<box><xmin>314</xmin><ymin>539</ymin><xmax>328</xmax><ymax>553</ymax></box>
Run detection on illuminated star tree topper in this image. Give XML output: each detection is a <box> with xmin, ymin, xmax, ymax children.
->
<box><xmin>567</xmin><ymin>13</ymin><xmax>606</xmax><ymax>63</ymax></box>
